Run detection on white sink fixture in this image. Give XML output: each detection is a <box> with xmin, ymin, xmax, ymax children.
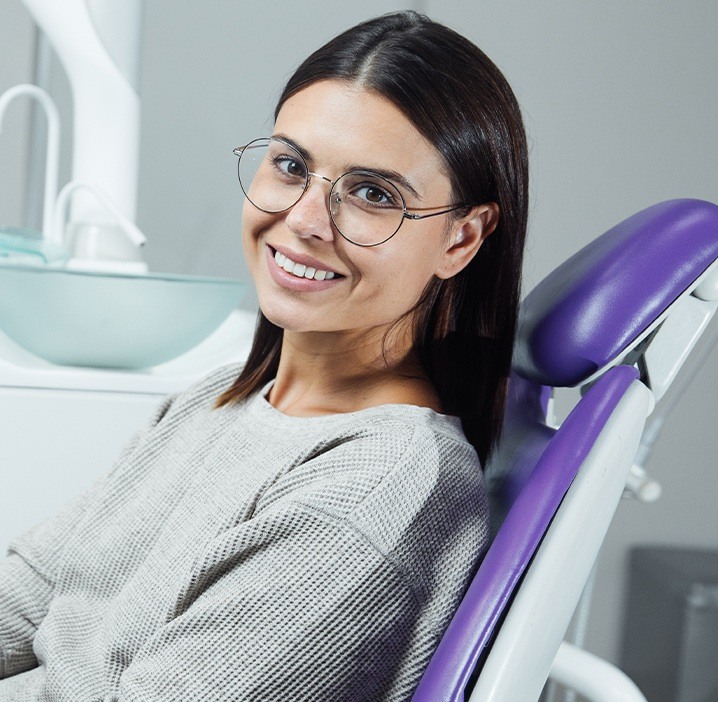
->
<box><xmin>0</xmin><ymin>264</ymin><xmax>246</xmax><ymax>368</ymax></box>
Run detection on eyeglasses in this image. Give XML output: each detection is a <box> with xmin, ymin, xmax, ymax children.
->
<box><xmin>233</xmin><ymin>137</ymin><xmax>468</xmax><ymax>247</ymax></box>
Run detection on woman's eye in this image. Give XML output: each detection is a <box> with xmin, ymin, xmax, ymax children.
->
<box><xmin>354</xmin><ymin>184</ymin><xmax>396</xmax><ymax>207</ymax></box>
<box><xmin>274</xmin><ymin>156</ymin><xmax>306</xmax><ymax>179</ymax></box>
<box><xmin>364</xmin><ymin>187</ymin><xmax>388</xmax><ymax>203</ymax></box>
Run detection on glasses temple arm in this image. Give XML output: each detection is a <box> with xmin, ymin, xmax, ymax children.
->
<box><xmin>404</xmin><ymin>204</ymin><xmax>469</xmax><ymax>220</ymax></box>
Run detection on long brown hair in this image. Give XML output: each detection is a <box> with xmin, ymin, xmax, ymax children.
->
<box><xmin>217</xmin><ymin>11</ymin><xmax>529</xmax><ymax>465</ymax></box>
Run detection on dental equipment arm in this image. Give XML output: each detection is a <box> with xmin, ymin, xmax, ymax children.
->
<box><xmin>19</xmin><ymin>0</ymin><xmax>143</xmax><ymax>228</ymax></box>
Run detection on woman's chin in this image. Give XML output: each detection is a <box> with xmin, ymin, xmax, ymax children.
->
<box><xmin>257</xmin><ymin>301</ymin><xmax>316</xmax><ymax>333</ymax></box>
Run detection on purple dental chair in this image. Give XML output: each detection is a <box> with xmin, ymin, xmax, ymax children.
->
<box><xmin>412</xmin><ymin>199</ymin><xmax>718</xmax><ymax>702</ymax></box>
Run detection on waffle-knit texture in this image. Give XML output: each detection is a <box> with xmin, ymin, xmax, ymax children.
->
<box><xmin>0</xmin><ymin>365</ymin><xmax>488</xmax><ymax>701</ymax></box>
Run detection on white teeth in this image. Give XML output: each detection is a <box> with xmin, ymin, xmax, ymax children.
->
<box><xmin>271</xmin><ymin>249</ymin><xmax>337</xmax><ymax>281</ymax></box>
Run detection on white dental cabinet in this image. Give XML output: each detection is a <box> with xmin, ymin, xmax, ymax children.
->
<box><xmin>0</xmin><ymin>309</ymin><xmax>255</xmax><ymax>553</ymax></box>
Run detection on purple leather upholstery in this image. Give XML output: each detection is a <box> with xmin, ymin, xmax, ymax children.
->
<box><xmin>411</xmin><ymin>365</ymin><xmax>639</xmax><ymax>702</ymax></box>
<box><xmin>485</xmin><ymin>374</ymin><xmax>556</xmax><ymax>539</ymax></box>
<box><xmin>514</xmin><ymin>199</ymin><xmax>718</xmax><ymax>386</ymax></box>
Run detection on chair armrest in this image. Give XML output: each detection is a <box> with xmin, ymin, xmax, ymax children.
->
<box><xmin>549</xmin><ymin>642</ymin><xmax>647</xmax><ymax>702</ymax></box>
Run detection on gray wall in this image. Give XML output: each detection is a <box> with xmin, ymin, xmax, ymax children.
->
<box><xmin>0</xmin><ymin>2</ymin><xmax>35</xmax><ymax>230</ymax></box>
<box><xmin>2</xmin><ymin>0</ymin><xmax>717</xmax><ymax>670</ymax></box>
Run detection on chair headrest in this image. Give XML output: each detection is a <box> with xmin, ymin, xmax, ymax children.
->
<box><xmin>514</xmin><ymin>199</ymin><xmax>718</xmax><ymax>386</ymax></box>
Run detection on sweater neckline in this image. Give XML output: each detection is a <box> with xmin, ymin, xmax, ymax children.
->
<box><xmin>245</xmin><ymin>379</ymin><xmax>465</xmax><ymax>437</ymax></box>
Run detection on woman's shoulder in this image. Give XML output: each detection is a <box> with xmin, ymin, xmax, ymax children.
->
<box><xmin>342</xmin><ymin>410</ymin><xmax>486</xmax><ymax>521</ymax></box>
<box><xmin>331</xmin><ymin>410</ymin><xmax>488</xmax><ymax>604</ymax></box>
<box><xmin>256</xmin><ymin>402</ymin><xmax>485</xmax><ymax>539</ymax></box>
<box><xmin>251</xmin><ymin>397</ymin><xmax>482</xmax><ymax>496</ymax></box>
<box><xmin>155</xmin><ymin>363</ymin><xmax>242</xmax><ymax>421</ymax></box>
<box><xmin>180</xmin><ymin>363</ymin><xmax>243</xmax><ymax>403</ymax></box>
<box><xmin>246</xmin><ymin>389</ymin><xmax>472</xmax><ymax>449</ymax></box>
<box><xmin>338</xmin><ymin>404</ymin><xmax>482</xmax><ymax>481</ymax></box>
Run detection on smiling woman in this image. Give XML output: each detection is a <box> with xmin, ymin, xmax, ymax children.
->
<box><xmin>0</xmin><ymin>10</ymin><xmax>528</xmax><ymax>702</ymax></box>
<box><xmin>220</xmin><ymin>17</ymin><xmax>529</xmax><ymax>454</ymax></box>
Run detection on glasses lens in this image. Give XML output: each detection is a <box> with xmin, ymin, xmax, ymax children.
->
<box><xmin>237</xmin><ymin>138</ymin><xmax>308</xmax><ymax>213</ymax></box>
<box><xmin>331</xmin><ymin>172</ymin><xmax>405</xmax><ymax>246</ymax></box>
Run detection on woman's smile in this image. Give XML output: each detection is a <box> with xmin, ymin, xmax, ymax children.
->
<box><xmin>265</xmin><ymin>243</ymin><xmax>344</xmax><ymax>292</ymax></box>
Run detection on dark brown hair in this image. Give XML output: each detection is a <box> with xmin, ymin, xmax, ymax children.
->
<box><xmin>218</xmin><ymin>11</ymin><xmax>529</xmax><ymax>465</ymax></box>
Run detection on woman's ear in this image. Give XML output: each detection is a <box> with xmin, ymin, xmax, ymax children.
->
<box><xmin>435</xmin><ymin>202</ymin><xmax>499</xmax><ymax>279</ymax></box>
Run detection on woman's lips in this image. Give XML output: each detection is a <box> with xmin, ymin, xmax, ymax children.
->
<box><xmin>266</xmin><ymin>245</ymin><xmax>344</xmax><ymax>291</ymax></box>
<box><xmin>271</xmin><ymin>244</ymin><xmax>342</xmax><ymax>278</ymax></box>
<box><xmin>273</xmin><ymin>248</ymin><xmax>336</xmax><ymax>280</ymax></box>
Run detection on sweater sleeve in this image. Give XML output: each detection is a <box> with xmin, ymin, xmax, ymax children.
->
<box><xmin>115</xmin><ymin>504</ymin><xmax>423</xmax><ymax>702</ymax></box>
<box><xmin>111</xmin><ymin>427</ymin><xmax>470</xmax><ymax>702</ymax></box>
<box><xmin>0</xmin><ymin>394</ymin><xmax>176</xmax><ymax>679</ymax></box>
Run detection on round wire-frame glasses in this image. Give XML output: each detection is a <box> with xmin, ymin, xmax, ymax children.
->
<box><xmin>233</xmin><ymin>137</ymin><xmax>469</xmax><ymax>247</ymax></box>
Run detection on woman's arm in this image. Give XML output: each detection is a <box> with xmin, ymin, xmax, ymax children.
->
<box><xmin>0</xmin><ymin>394</ymin><xmax>176</xmax><ymax>679</ymax></box>
<box><xmin>111</xmin><ymin>427</ymin><xmax>485</xmax><ymax>702</ymax></box>
<box><xmin>114</xmin><ymin>503</ymin><xmax>424</xmax><ymax>701</ymax></box>
<box><xmin>0</xmin><ymin>477</ymin><xmax>106</xmax><ymax>677</ymax></box>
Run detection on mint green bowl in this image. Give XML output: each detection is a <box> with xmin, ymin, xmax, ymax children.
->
<box><xmin>0</xmin><ymin>264</ymin><xmax>246</xmax><ymax>368</ymax></box>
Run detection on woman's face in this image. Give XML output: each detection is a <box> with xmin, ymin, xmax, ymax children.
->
<box><xmin>242</xmin><ymin>79</ymin><xmax>482</xmax><ymax>342</ymax></box>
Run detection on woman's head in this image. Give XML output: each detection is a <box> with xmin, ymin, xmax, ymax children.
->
<box><xmin>241</xmin><ymin>79</ymin><xmax>497</xmax><ymax>341</ymax></box>
<box><xmin>221</xmin><ymin>11</ymin><xmax>529</xmax><ymax>464</ymax></box>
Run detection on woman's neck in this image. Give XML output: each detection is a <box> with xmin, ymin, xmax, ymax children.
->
<box><xmin>267</xmin><ymin>325</ymin><xmax>442</xmax><ymax>416</ymax></box>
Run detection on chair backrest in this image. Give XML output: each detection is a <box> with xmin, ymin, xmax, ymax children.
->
<box><xmin>412</xmin><ymin>199</ymin><xmax>718</xmax><ymax>702</ymax></box>
<box><xmin>469</xmin><ymin>369</ymin><xmax>650</xmax><ymax>701</ymax></box>
<box><xmin>413</xmin><ymin>365</ymin><xmax>650</xmax><ymax>702</ymax></box>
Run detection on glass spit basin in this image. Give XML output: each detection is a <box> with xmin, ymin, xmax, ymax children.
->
<box><xmin>0</xmin><ymin>264</ymin><xmax>246</xmax><ymax>368</ymax></box>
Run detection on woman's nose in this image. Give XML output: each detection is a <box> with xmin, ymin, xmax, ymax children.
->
<box><xmin>284</xmin><ymin>177</ymin><xmax>335</xmax><ymax>242</ymax></box>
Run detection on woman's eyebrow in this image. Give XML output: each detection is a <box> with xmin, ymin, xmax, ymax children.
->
<box><xmin>346</xmin><ymin>165</ymin><xmax>422</xmax><ymax>201</ymax></box>
<box><xmin>271</xmin><ymin>133</ymin><xmax>313</xmax><ymax>162</ymax></box>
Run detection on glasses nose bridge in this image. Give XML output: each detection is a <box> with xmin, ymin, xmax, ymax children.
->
<box><xmin>302</xmin><ymin>169</ymin><xmax>338</xmax><ymax>209</ymax></box>
<box><xmin>306</xmin><ymin>169</ymin><xmax>334</xmax><ymax>189</ymax></box>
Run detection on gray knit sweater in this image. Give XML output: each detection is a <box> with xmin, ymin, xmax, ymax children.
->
<box><xmin>0</xmin><ymin>365</ymin><xmax>488</xmax><ymax>701</ymax></box>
